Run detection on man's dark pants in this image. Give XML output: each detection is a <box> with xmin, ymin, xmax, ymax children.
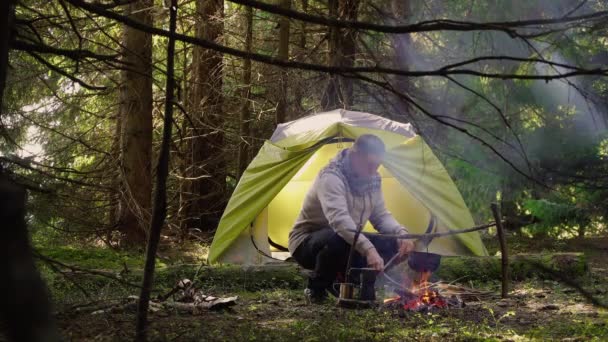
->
<box><xmin>291</xmin><ymin>228</ymin><xmax>399</xmax><ymax>293</ymax></box>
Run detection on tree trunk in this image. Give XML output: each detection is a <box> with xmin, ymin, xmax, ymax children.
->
<box><xmin>321</xmin><ymin>0</ymin><xmax>358</xmax><ymax>110</ymax></box>
<box><xmin>135</xmin><ymin>2</ymin><xmax>178</xmax><ymax>340</ymax></box>
<box><xmin>107</xmin><ymin>111</ymin><xmax>122</xmax><ymax>244</ymax></box>
<box><xmin>0</xmin><ymin>176</ymin><xmax>61</xmax><ymax>342</ymax></box>
<box><xmin>275</xmin><ymin>0</ymin><xmax>291</xmax><ymax>124</ymax></box>
<box><xmin>180</xmin><ymin>0</ymin><xmax>225</xmax><ymax>235</ymax></box>
<box><xmin>390</xmin><ymin>0</ymin><xmax>413</xmax><ymax>119</ymax></box>
<box><xmin>321</xmin><ymin>0</ymin><xmax>340</xmax><ymax>110</ymax></box>
<box><xmin>0</xmin><ymin>0</ymin><xmax>16</xmax><ymax>113</ymax></box>
<box><xmin>337</xmin><ymin>0</ymin><xmax>357</xmax><ymax>107</ymax></box>
<box><xmin>293</xmin><ymin>0</ymin><xmax>308</xmax><ymax>114</ymax></box>
<box><xmin>117</xmin><ymin>0</ymin><xmax>153</xmax><ymax>246</ymax></box>
<box><xmin>238</xmin><ymin>5</ymin><xmax>253</xmax><ymax>179</ymax></box>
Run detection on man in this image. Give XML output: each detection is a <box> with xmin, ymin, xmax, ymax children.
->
<box><xmin>288</xmin><ymin>134</ymin><xmax>415</xmax><ymax>303</ymax></box>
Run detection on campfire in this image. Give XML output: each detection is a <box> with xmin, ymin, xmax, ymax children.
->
<box><xmin>383</xmin><ymin>271</ymin><xmax>464</xmax><ymax>312</ymax></box>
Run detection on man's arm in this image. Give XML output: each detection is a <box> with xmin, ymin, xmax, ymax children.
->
<box><xmin>369</xmin><ymin>190</ymin><xmax>415</xmax><ymax>257</ymax></box>
<box><xmin>317</xmin><ymin>173</ymin><xmax>376</xmax><ymax>256</ymax></box>
<box><xmin>369</xmin><ymin>189</ymin><xmax>408</xmax><ymax>235</ymax></box>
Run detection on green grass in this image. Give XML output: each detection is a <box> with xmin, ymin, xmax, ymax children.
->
<box><xmin>526</xmin><ymin>315</ymin><xmax>608</xmax><ymax>340</ymax></box>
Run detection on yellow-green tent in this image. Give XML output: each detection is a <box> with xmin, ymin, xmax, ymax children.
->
<box><xmin>209</xmin><ymin>109</ymin><xmax>487</xmax><ymax>264</ymax></box>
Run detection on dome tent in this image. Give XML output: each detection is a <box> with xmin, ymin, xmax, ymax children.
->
<box><xmin>208</xmin><ymin>109</ymin><xmax>487</xmax><ymax>264</ymax></box>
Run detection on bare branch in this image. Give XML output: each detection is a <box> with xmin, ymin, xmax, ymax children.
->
<box><xmin>226</xmin><ymin>0</ymin><xmax>608</xmax><ymax>36</ymax></box>
<box><xmin>11</xmin><ymin>39</ymin><xmax>120</xmax><ymax>61</ymax></box>
<box><xmin>28</xmin><ymin>51</ymin><xmax>107</xmax><ymax>90</ymax></box>
<box><xmin>34</xmin><ymin>251</ymin><xmax>142</xmax><ymax>288</ymax></box>
<box><xmin>62</xmin><ymin>0</ymin><xmax>608</xmax><ymax>81</ymax></box>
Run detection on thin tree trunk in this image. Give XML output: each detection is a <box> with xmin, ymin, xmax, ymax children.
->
<box><xmin>177</xmin><ymin>44</ymin><xmax>190</xmax><ymax>240</ymax></box>
<box><xmin>107</xmin><ymin>111</ymin><xmax>122</xmax><ymax>243</ymax></box>
<box><xmin>275</xmin><ymin>0</ymin><xmax>291</xmax><ymax>124</ymax></box>
<box><xmin>117</xmin><ymin>0</ymin><xmax>153</xmax><ymax>246</ymax></box>
<box><xmin>180</xmin><ymin>0</ymin><xmax>225</xmax><ymax>235</ymax></box>
<box><xmin>238</xmin><ymin>5</ymin><xmax>253</xmax><ymax>179</ymax></box>
<box><xmin>321</xmin><ymin>0</ymin><xmax>340</xmax><ymax>110</ymax></box>
<box><xmin>578</xmin><ymin>225</ymin><xmax>586</xmax><ymax>238</ymax></box>
<box><xmin>321</xmin><ymin>0</ymin><xmax>358</xmax><ymax>110</ymax></box>
<box><xmin>293</xmin><ymin>0</ymin><xmax>308</xmax><ymax>114</ymax></box>
<box><xmin>135</xmin><ymin>2</ymin><xmax>178</xmax><ymax>341</ymax></box>
<box><xmin>338</xmin><ymin>0</ymin><xmax>358</xmax><ymax>108</ymax></box>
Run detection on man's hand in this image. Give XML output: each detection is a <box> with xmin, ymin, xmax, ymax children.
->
<box><xmin>366</xmin><ymin>248</ymin><xmax>384</xmax><ymax>271</ymax></box>
<box><xmin>397</xmin><ymin>239</ymin><xmax>415</xmax><ymax>257</ymax></box>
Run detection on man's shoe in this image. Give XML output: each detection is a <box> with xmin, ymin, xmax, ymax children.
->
<box><xmin>304</xmin><ymin>288</ymin><xmax>327</xmax><ymax>304</ymax></box>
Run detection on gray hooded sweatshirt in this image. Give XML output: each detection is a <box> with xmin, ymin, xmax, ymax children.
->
<box><xmin>288</xmin><ymin>149</ymin><xmax>407</xmax><ymax>256</ymax></box>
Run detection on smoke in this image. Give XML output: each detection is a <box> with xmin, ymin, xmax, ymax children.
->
<box><xmin>530</xmin><ymin>42</ymin><xmax>606</xmax><ymax>133</ymax></box>
<box><xmin>385</xmin><ymin>0</ymin><xmax>607</xmax><ymax>183</ymax></box>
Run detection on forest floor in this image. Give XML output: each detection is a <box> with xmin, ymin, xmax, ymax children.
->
<box><xmin>33</xmin><ymin>237</ymin><xmax>608</xmax><ymax>341</ymax></box>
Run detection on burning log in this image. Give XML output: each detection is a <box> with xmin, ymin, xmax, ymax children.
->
<box><xmin>383</xmin><ymin>271</ymin><xmax>465</xmax><ymax>313</ymax></box>
<box><xmin>384</xmin><ymin>288</ymin><xmax>464</xmax><ymax>313</ymax></box>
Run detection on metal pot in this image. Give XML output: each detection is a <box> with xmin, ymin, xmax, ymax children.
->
<box><xmin>407</xmin><ymin>215</ymin><xmax>442</xmax><ymax>273</ymax></box>
<box><xmin>407</xmin><ymin>251</ymin><xmax>442</xmax><ymax>273</ymax></box>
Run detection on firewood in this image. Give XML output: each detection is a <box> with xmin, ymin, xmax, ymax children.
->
<box><xmin>162</xmin><ymin>296</ymin><xmax>238</xmax><ymax>313</ymax></box>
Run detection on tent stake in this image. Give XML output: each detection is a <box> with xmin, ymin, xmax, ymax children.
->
<box><xmin>491</xmin><ymin>203</ymin><xmax>510</xmax><ymax>298</ymax></box>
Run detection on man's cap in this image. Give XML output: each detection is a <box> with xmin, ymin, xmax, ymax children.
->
<box><xmin>353</xmin><ymin>134</ymin><xmax>385</xmax><ymax>155</ymax></box>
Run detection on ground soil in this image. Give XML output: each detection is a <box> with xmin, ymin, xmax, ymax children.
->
<box><xmin>23</xmin><ymin>238</ymin><xmax>608</xmax><ymax>340</ymax></box>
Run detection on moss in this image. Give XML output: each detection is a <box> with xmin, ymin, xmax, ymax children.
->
<box><xmin>140</xmin><ymin>264</ymin><xmax>307</xmax><ymax>296</ymax></box>
<box><xmin>42</xmin><ymin>262</ymin><xmax>307</xmax><ymax>304</ymax></box>
<box><xmin>36</xmin><ymin>245</ymin><xmax>158</xmax><ymax>270</ymax></box>
<box><xmin>435</xmin><ymin>253</ymin><xmax>588</xmax><ymax>281</ymax></box>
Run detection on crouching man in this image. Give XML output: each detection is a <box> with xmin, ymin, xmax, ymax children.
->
<box><xmin>288</xmin><ymin>134</ymin><xmax>414</xmax><ymax>303</ymax></box>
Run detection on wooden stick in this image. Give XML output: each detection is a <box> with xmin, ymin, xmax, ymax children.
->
<box><xmin>491</xmin><ymin>203</ymin><xmax>510</xmax><ymax>298</ymax></box>
<box><xmin>345</xmin><ymin>223</ymin><xmax>364</xmax><ymax>281</ymax></box>
<box><xmin>379</xmin><ymin>252</ymin><xmax>401</xmax><ymax>272</ymax></box>
<box><xmin>362</xmin><ymin>221</ymin><xmax>496</xmax><ymax>240</ymax></box>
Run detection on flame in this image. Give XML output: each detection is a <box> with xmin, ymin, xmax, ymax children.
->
<box><xmin>410</xmin><ymin>271</ymin><xmax>431</xmax><ymax>301</ymax></box>
<box><xmin>385</xmin><ymin>271</ymin><xmax>448</xmax><ymax>311</ymax></box>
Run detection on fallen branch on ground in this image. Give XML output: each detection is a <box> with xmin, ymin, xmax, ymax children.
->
<box><xmin>33</xmin><ymin>251</ymin><xmax>142</xmax><ymax>288</ymax></box>
<box><xmin>433</xmin><ymin>282</ymin><xmax>495</xmax><ymax>302</ymax></box>
<box><xmin>84</xmin><ymin>279</ymin><xmax>238</xmax><ymax>316</ymax></box>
